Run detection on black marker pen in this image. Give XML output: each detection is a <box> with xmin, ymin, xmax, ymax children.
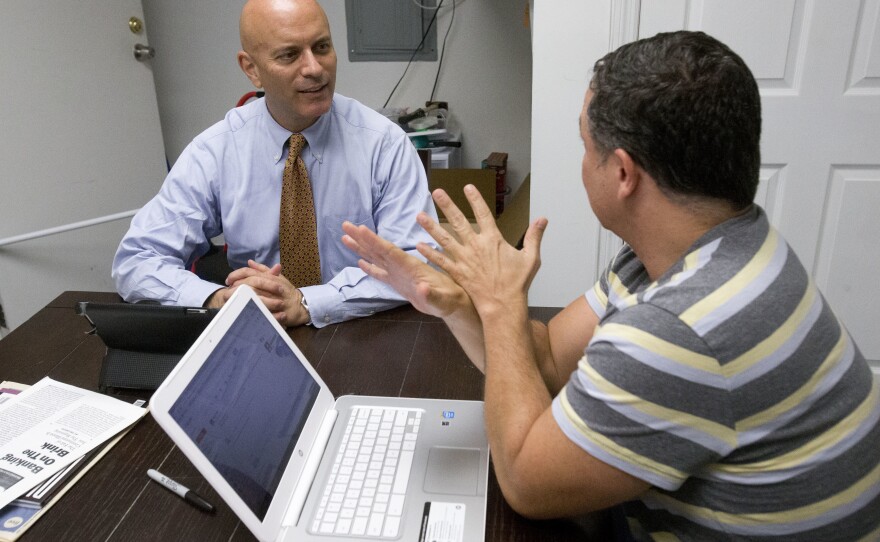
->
<box><xmin>147</xmin><ymin>468</ymin><xmax>215</xmax><ymax>513</ymax></box>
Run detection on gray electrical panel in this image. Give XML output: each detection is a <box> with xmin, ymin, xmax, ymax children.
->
<box><xmin>345</xmin><ymin>0</ymin><xmax>438</xmax><ymax>62</ymax></box>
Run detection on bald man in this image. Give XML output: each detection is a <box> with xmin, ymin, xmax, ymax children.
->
<box><xmin>113</xmin><ymin>0</ymin><xmax>438</xmax><ymax>328</ymax></box>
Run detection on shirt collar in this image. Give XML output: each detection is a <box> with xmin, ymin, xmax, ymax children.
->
<box><xmin>263</xmin><ymin>95</ymin><xmax>334</xmax><ymax>165</ymax></box>
<box><xmin>300</xmin><ymin>97</ymin><xmax>333</xmax><ymax>164</ymax></box>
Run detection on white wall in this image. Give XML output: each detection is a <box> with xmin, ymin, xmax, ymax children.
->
<box><xmin>528</xmin><ymin>0</ymin><xmax>611</xmax><ymax>307</ymax></box>
<box><xmin>141</xmin><ymin>0</ymin><xmax>534</xmax><ymax>195</ymax></box>
<box><xmin>0</xmin><ymin>0</ymin><xmax>168</xmax><ymax>330</ymax></box>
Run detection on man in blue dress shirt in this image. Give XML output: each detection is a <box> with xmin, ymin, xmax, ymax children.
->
<box><xmin>112</xmin><ymin>0</ymin><xmax>437</xmax><ymax>327</ymax></box>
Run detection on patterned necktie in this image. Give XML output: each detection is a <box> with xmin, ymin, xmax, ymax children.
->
<box><xmin>279</xmin><ymin>134</ymin><xmax>322</xmax><ymax>287</ymax></box>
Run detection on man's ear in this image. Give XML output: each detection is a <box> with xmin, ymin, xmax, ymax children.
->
<box><xmin>237</xmin><ymin>51</ymin><xmax>263</xmax><ymax>89</ymax></box>
<box><xmin>612</xmin><ymin>148</ymin><xmax>641</xmax><ymax>198</ymax></box>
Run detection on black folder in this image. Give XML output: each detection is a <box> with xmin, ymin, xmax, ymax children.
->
<box><xmin>76</xmin><ymin>301</ymin><xmax>218</xmax><ymax>391</ymax></box>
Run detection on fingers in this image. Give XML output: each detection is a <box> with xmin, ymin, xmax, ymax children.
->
<box><xmin>342</xmin><ymin>221</ymin><xmax>390</xmax><ymax>254</ymax></box>
<box><xmin>225</xmin><ymin>267</ymin><xmax>250</xmax><ymax>285</ymax></box>
<box><xmin>247</xmin><ymin>259</ymin><xmax>273</xmax><ymax>273</ymax></box>
<box><xmin>249</xmin><ymin>260</ymin><xmax>283</xmax><ymax>280</ymax></box>
<box><xmin>523</xmin><ymin>217</ymin><xmax>549</xmax><ymax>255</ymax></box>
<box><xmin>343</xmin><ymin>226</ymin><xmax>412</xmax><ymax>288</ymax></box>
<box><xmin>257</xmin><ymin>293</ymin><xmax>285</xmax><ymax>313</ymax></box>
<box><xmin>226</xmin><ymin>260</ymin><xmax>279</xmax><ymax>285</ymax></box>
<box><xmin>343</xmin><ymin>214</ymin><xmax>454</xmax><ymax>271</ymax></box>
<box><xmin>356</xmin><ymin>258</ymin><xmax>390</xmax><ymax>282</ymax></box>
<box><xmin>343</xmin><ymin>220</ymin><xmax>457</xmax><ymax>299</ymax></box>
<box><xmin>416</xmin><ymin>241</ymin><xmax>453</xmax><ymax>273</ymax></box>
<box><xmin>414</xmin><ymin>213</ymin><xmax>460</xmax><ymax>260</ymax></box>
<box><xmin>229</xmin><ymin>273</ymin><xmax>285</xmax><ymax>297</ymax></box>
<box><xmin>462</xmin><ymin>184</ymin><xmax>499</xmax><ymax>233</ymax></box>
<box><xmin>343</xmin><ymin>222</ymin><xmax>423</xmax><ymax>270</ymax></box>
<box><xmin>431</xmin><ymin>189</ymin><xmax>474</xmax><ymax>242</ymax></box>
<box><xmin>342</xmin><ymin>226</ymin><xmax>396</xmax><ymax>273</ymax></box>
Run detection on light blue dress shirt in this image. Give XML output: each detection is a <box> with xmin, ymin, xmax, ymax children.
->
<box><xmin>112</xmin><ymin>94</ymin><xmax>438</xmax><ymax>327</ymax></box>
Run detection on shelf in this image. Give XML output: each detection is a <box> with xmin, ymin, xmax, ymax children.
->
<box><xmin>405</xmin><ymin>128</ymin><xmax>448</xmax><ymax>138</ymax></box>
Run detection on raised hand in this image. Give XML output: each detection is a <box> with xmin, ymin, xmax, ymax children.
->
<box><xmin>341</xmin><ymin>221</ymin><xmax>471</xmax><ymax>319</ymax></box>
<box><xmin>416</xmin><ymin>185</ymin><xmax>548</xmax><ymax>320</ymax></box>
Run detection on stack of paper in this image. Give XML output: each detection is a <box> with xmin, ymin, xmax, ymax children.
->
<box><xmin>0</xmin><ymin>378</ymin><xmax>147</xmax><ymax>541</ymax></box>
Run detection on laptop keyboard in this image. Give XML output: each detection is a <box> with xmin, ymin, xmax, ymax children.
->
<box><xmin>311</xmin><ymin>406</ymin><xmax>422</xmax><ymax>538</ymax></box>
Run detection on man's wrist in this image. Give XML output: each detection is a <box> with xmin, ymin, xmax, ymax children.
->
<box><xmin>445</xmin><ymin>287</ymin><xmax>478</xmax><ymax>322</ymax></box>
<box><xmin>204</xmin><ymin>287</ymin><xmax>227</xmax><ymax>309</ymax></box>
<box><xmin>298</xmin><ymin>289</ymin><xmax>312</xmax><ymax>326</ymax></box>
<box><xmin>476</xmin><ymin>297</ymin><xmax>529</xmax><ymax>328</ymax></box>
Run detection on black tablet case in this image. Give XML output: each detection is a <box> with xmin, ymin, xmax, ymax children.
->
<box><xmin>76</xmin><ymin>302</ymin><xmax>218</xmax><ymax>391</ymax></box>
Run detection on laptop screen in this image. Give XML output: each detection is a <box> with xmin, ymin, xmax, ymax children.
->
<box><xmin>168</xmin><ymin>299</ymin><xmax>320</xmax><ymax>519</ymax></box>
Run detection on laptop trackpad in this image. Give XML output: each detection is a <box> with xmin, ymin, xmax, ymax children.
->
<box><xmin>423</xmin><ymin>446</ymin><xmax>480</xmax><ymax>495</ymax></box>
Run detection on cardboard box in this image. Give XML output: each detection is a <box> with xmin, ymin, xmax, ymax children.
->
<box><xmin>496</xmin><ymin>174</ymin><xmax>530</xmax><ymax>248</ymax></box>
<box><xmin>428</xmin><ymin>168</ymin><xmax>497</xmax><ymax>219</ymax></box>
<box><xmin>428</xmin><ymin>169</ymin><xmax>530</xmax><ymax>248</ymax></box>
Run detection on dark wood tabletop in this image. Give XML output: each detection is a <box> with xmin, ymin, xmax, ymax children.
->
<box><xmin>0</xmin><ymin>291</ymin><xmax>611</xmax><ymax>541</ymax></box>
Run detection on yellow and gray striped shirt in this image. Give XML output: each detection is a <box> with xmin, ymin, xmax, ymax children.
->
<box><xmin>552</xmin><ymin>206</ymin><xmax>880</xmax><ymax>540</ymax></box>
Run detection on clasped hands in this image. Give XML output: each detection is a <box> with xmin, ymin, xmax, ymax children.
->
<box><xmin>341</xmin><ymin>184</ymin><xmax>548</xmax><ymax>324</ymax></box>
<box><xmin>205</xmin><ymin>260</ymin><xmax>310</xmax><ymax>327</ymax></box>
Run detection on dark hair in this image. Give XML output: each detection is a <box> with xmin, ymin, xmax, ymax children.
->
<box><xmin>588</xmin><ymin>31</ymin><xmax>761</xmax><ymax>209</ymax></box>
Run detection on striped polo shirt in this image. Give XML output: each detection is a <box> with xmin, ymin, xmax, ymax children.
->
<box><xmin>552</xmin><ymin>205</ymin><xmax>880</xmax><ymax>540</ymax></box>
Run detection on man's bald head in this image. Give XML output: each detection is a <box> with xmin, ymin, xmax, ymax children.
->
<box><xmin>236</xmin><ymin>0</ymin><xmax>337</xmax><ymax>132</ymax></box>
<box><xmin>240</xmin><ymin>0</ymin><xmax>329</xmax><ymax>54</ymax></box>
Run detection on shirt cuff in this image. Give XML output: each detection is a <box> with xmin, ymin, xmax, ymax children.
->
<box><xmin>298</xmin><ymin>283</ymin><xmax>407</xmax><ymax>328</ymax></box>
<box><xmin>180</xmin><ymin>278</ymin><xmax>227</xmax><ymax>308</ymax></box>
<box><xmin>298</xmin><ymin>284</ymin><xmax>346</xmax><ymax>327</ymax></box>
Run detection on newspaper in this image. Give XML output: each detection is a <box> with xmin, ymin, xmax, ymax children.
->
<box><xmin>0</xmin><ymin>377</ymin><xmax>147</xmax><ymax>510</ymax></box>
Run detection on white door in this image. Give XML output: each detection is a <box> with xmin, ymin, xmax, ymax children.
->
<box><xmin>0</xmin><ymin>0</ymin><xmax>167</xmax><ymax>330</ymax></box>
<box><xmin>634</xmin><ymin>0</ymin><xmax>880</xmax><ymax>364</ymax></box>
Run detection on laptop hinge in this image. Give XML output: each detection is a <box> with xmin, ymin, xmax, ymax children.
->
<box><xmin>282</xmin><ymin>408</ymin><xmax>338</xmax><ymax>528</ymax></box>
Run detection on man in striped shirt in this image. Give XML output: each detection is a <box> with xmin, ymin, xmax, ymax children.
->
<box><xmin>342</xmin><ymin>31</ymin><xmax>880</xmax><ymax>540</ymax></box>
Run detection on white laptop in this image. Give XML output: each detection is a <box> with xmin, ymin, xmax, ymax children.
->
<box><xmin>150</xmin><ymin>285</ymin><xmax>489</xmax><ymax>542</ymax></box>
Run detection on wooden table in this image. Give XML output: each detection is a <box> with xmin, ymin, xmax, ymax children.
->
<box><xmin>0</xmin><ymin>291</ymin><xmax>611</xmax><ymax>541</ymax></box>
